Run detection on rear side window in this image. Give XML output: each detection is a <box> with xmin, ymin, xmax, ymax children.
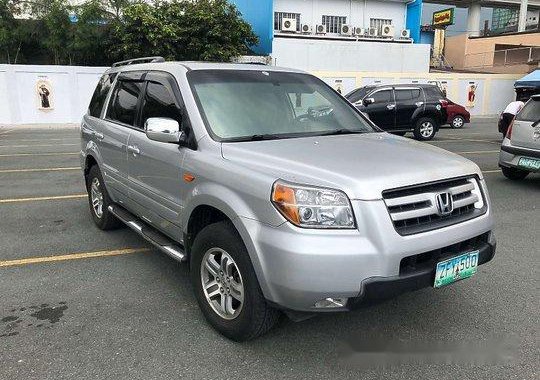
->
<box><xmin>106</xmin><ymin>80</ymin><xmax>143</xmax><ymax>126</ymax></box>
<box><xmin>88</xmin><ymin>73</ymin><xmax>117</xmax><ymax>117</ymax></box>
<box><xmin>423</xmin><ymin>86</ymin><xmax>444</xmax><ymax>99</ymax></box>
<box><xmin>395</xmin><ymin>89</ymin><xmax>421</xmax><ymax>101</ymax></box>
<box><xmin>516</xmin><ymin>98</ymin><xmax>540</xmax><ymax>121</ymax></box>
<box><xmin>141</xmin><ymin>82</ymin><xmax>182</xmax><ymax>125</ymax></box>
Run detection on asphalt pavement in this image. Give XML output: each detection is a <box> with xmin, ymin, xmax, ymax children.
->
<box><xmin>0</xmin><ymin>119</ymin><xmax>538</xmax><ymax>380</ymax></box>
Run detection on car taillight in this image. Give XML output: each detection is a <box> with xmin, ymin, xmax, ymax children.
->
<box><xmin>506</xmin><ymin>120</ymin><xmax>514</xmax><ymax>139</ymax></box>
<box><xmin>439</xmin><ymin>99</ymin><xmax>448</xmax><ymax>108</ymax></box>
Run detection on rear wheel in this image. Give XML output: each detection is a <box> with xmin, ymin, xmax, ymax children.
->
<box><xmin>501</xmin><ymin>166</ymin><xmax>529</xmax><ymax>180</ymax></box>
<box><xmin>413</xmin><ymin>117</ymin><xmax>437</xmax><ymax>140</ymax></box>
<box><xmin>451</xmin><ymin>115</ymin><xmax>465</xmax><ymax>129</ymax></box>
<box><xmin>86</xmin><ymin>165</ymin><xmax>122</xmax><ymax>230</ymax></box>
<box><xmin>191</xmin><ymin>221</ymin><xmax>280</xmax><ymax>341</ymax></box>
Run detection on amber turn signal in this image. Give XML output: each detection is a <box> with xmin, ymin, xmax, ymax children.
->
<box><xmin>271</xmin><ymin>182</ymin><xmax>300</xmax><ymax>225</ymax></box>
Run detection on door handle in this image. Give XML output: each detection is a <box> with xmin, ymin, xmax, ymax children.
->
<box><xmin>127</xmin><ymin>145</ymin><xmax>140</xmax><ymax>155</ymax></box>
<box><xmin>94</xmin><ymin>132</ymin><xmax>104</xmax><ymax>140</ymax></box>
<box><xmin>415</xmin><ymin>101</ymin><xmax>424</xmax><ymax>107</ymax></box>
<box><xmin>386</xmin><ymin>104</ymin><xmax>396</xmax><ymax>110</ymax></box>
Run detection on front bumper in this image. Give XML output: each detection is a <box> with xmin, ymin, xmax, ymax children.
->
<box><xmin>239</xmin><ymin>189</ymin><xmax>495</xmax><ymax>312</ymax></box>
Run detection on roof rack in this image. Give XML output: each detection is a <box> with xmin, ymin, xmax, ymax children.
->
<box><xmin>112</xmin><ymin>56</ymin><xmax>165</xmax><ymax>68</ymax></box>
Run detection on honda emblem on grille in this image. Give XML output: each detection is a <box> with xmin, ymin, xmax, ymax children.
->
<box><xmin>436</xmin><ymin>192</ymin><xmax>454</xmax><ymax>216</ymax></box>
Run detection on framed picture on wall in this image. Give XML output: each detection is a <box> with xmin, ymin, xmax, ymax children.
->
<box><xmin>36</xmin><ymin>77</ymin><xmax>54</xmax><ymax>110</ymax></box>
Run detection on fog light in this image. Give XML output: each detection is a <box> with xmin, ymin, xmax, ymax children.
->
<box><xmin>314</xmin><ymin>297</ymin><xmax>348</xmax><ymax>308</ymax></box>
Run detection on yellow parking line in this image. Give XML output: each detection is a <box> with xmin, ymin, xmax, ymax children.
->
<box><xmin>0</xmin><ymin>138</ymin><xmax>79</xmax><ymax>143</ymax></box>
<box><xmin>0</xmin><ymin>129</ymin><xmax>14</xmax><ymax>135</ymax></box>
<box><xmin>0</xmin><ymin>194</ymin><xmax>87</xmax><ymax>204</ymax></box>
<box><xmin>0</xmin><ymin>143</ymin><xmax>78</xmax><ymax>148</ymax></box>
<box><xmin>0</xmin><ymin>167</ymin><xmax>80</xmax><ymax>174</ymax></box>
<box><xmin>0</xmin><ymin>248</ymin><xmax>151</xmax><ymax>268</ymax></box>
<box><xmin>432</xmin><ymin>138</ymin><xmax>499</xmax><ymax>144</ymax></box>
<box><xmin>456</xmin><ymin>150</ymin><xmax>499</xmax><ymax>154</ymax></box>
<box><xmin>0</xmin><ymin>152</ymin><xmax>79</xmax><ymax>157</ymax></box>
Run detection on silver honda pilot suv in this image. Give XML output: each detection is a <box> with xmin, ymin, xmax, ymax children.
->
<box><xmin>81</xmin><ymin>58</ymin><xmax>496</xmax><ymax>341</ymax></box>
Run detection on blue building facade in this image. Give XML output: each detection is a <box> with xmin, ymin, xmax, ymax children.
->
<box><xmin>230</xmin><ymin>0</ymin><xmax>424</xmax><ymax>55</ymax></box>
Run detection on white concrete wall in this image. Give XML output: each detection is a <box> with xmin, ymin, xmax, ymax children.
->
<box><xmin>0</xmin><ymin>65</ymin><xmax>107</xmax><ymax>125</ymax></box>
<box><xmin>273</xmin><ymin>37</ymin><xmax>431</xmax><ymax>72</ymax></box>
<box><xmin>274</xmin><ymin>0</ymin><xmax>407</xmax><ymax>31</ymax></box>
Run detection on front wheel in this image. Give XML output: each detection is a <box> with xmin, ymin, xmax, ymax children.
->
<box><xmin>413</xmin><ymin>117</ymin><xmax>437</xmax><ymax>141</ymax></box>
<box><xmin>451</xmin><ymin>115</ymin><xmax>465</xmax><ymax>129</ymax></box>
<box><xmin>501</xmin><ymin>166</ymin><xmax>529</xmax><ymax>180</ymax></box>
<box><xmin>86</xmin><ymin>165</ymin><xmax>122</xmax><ymax>230</ymax></box>
<box><xmin>191</xmin><ymin>221</ymin><xmax>280</xmax><ymax>341</ymax></box>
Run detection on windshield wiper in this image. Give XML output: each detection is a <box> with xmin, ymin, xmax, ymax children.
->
<box><xmin>318</xmin><ymin>128</ymin><xmax>367</xmax><ymax>136</ymax></box>
<box><xmin>231</xmin><ymin>134</ymin><xmax>285</xmax><ymax>142</ymax></box>
<box><xmin>531</xmin><ymin>118</ymin><xmax>540</xmax><ymax>128</ymax></box>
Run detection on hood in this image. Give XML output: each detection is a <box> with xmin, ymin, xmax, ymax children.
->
<box><xmin>221</xmin><ymin>133</ymin><xmax>482</xmax><ymax>200</ymax></box>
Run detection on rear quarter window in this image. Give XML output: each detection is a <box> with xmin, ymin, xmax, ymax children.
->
<box><xmin>88</xmin><ymin>73</ymin><xmax>117</xmax><ymax>118</ymax></box>
<box><xmin>423</xmin><ymin>86</ymin><xmax>444</xmax><ymax>99</ymax></box>
<box><xmin>516</xmin><ymin>99</ymin><xmax>540</xmax><ymax>122</ymax></box>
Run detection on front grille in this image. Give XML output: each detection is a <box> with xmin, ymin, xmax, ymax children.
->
<box><xmin>383</xmin><ymin>176</ymin><xmax>487</xmax><ymax>236</ymax></box>
<box><xmin>399</xmin><ymin>232</ymin><xmax>490</xmax><ymax>276</ymax></box>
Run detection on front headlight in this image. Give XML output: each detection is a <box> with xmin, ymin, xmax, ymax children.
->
<box><xmin>271</xmin><ymin>180</ymin><xmax>356</xmax><ymax>229</ymax></box>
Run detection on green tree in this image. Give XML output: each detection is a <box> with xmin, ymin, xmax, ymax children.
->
<box><xmin>41</xmin><ymin>0</ymin><xmax>74</xmax><ymax>64</ymax></box>
<box><xmin>114</xmin><ymin>0</ymin><xmax>258</xmax><ymax>62</ymax></box>
<box><xmin>72</xmin><ymin>0</ymin><xmax>111</xmax><ymax>65</ymax></box>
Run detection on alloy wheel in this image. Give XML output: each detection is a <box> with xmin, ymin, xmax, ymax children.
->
<box><xmin>90</xmin><ymin>177</ymin><xmax>104</xmax><ymax>218</ymax></box>
<box><xmin>200</xmin><ymin>248</ymin><xmax>244</xmax><ymax>320</ymax></box>
<box><xmin>420</xmin><ymin>121</ymin><xmax>434</xmax><ymax>138</ymax></box>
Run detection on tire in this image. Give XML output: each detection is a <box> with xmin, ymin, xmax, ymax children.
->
<box><xmin>86</xmin><ymin>165</ymin><xmax>122</xmax><ymax>230</ymax></box>
<box><xmin>413</xmin><ymin>117</ymin><xmax>437</xmax><ymax>141</ymax></box>
<box><xmin>451</xmin><ymin>115</ymin><xmax>465</xmax><ymax>129</ymax></box>
<box><xmin>191</xmin><ymin>221</ymin><xmax>280</xmax><ymax>341</ymax></box>
<box><xmin>501</xmin><ymin>166</ymin><xmax>529</xmax><ymax>180</ymax></box>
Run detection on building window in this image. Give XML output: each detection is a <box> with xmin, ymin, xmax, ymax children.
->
<box><xmin>370</xmin><ymin>18</ymin><xmax>392</xmax><ymax>31</ymax></box>
<box><xmin>322</xmin><ymin>15</ymin><xmax>347</xmax><ymax>34</ymax></box>
<box><xmin>274</xmin><ymin>12</ymin><xmax>301</xmax><ymax>31</ymax></box>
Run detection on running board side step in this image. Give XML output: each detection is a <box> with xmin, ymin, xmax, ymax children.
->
<box><xmin>108</xmin><ymin>205</ymin><xmax>187</xmax><ymax>262</ymax></box>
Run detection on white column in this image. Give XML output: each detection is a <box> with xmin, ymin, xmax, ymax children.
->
<box><xmin>518</xmin><ymin>0</ymin><xmax>529</xmax><ymax>32</ymax></box>
<box><xmin>467</xmin><ymin>2</ymin><xmax>481</xmax><ymax>37</ymax></box>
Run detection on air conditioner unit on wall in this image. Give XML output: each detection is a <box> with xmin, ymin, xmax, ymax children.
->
<box><xmin>281</xmin><ymin>18</ymin><xmax>297</xmax><ymax>32</ymax></box>
<box><xmin>315</xmin><ymin>24</ymin><xmax>327</xmax><ymax>34</ymax></box>
<box><xmin>340</xmin><ymin>24</ymin><xmax>352</xmax><ymax>36</ymax></box>
<box><xmin>380</xmin><ymin>24</ymin><xmax>395</xmax><ymax>38</ymax></box>
<box><xmin>353</xmin><ymin>27</ymin><xmax>366</xmax><ymax>36</ymax></box>
<box><xmin>368</xmin><ymin>27</ymin><xmax>378</xmax><ymax>37</ymax></box>
<box><xmin>301</xmin><ymin>24</ymin><xmax>312</xmax><ymax>34</ymax></box>
<box><xmin>400</xmin><ymin>29</ymin><xmax>411</xmax><ymax>38</ymax></box>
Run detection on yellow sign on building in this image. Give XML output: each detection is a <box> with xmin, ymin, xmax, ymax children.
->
<box><xmin>432</xmin><ymin>8</ymin><xmax>455</xmax><ymax>28</ymax></box>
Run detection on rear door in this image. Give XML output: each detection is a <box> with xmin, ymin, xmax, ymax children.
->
<box><xmin>363</xmin><ymin>88</ymin><xmax>395</xmax><ymax>130</ymax></box>
<box><xmin>512</xmin><ymin>97</ymin><xmax>540</xmax><ymax>150</ymax></box>
<box><xmin>100</xmin><ymin>71</ymin><xmax>145</xmax><ymax>199</ymax></box>
<box><xmin>126</xmin><ymin>72</ymin><xmax>187</xmax><ymax>237</ymax></box>
<box><xmin>394</xmin><ymin>87</ymin><xmax>423</xmax><ymax>130</ymax></box>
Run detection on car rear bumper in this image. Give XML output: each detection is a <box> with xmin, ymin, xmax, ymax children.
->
<box><xmin>499</xmin><ymin>143</ymin><xmax>540</xmax><ymax>170</ymax></box>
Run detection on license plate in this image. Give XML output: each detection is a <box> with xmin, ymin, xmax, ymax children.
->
<box><xmin>518</xmin><ymin>157</ymin><xmax>540</xmax><ymax>171</ymax></box>
<box><xmin>434</xmin><ymin>251</ymin><xmax>479</xmax><ymax>288</ymax></box>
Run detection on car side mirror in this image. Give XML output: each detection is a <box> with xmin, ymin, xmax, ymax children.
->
<box><xmin>363</xmin><ymin>97</ymin><xmax>375</xmax><ymax>106</ymax></box>
<box><xmin>145</xmin><ymin>117</ymin><xmax>185</xmax><ymax>144</ymax></box>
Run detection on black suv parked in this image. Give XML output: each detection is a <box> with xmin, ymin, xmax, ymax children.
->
<box><xmin>345</xmin><ymin>84</ymin><xmax>447</xmax><ymax>140</ymax></box>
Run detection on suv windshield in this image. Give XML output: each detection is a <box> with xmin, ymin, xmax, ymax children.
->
<box><xmin>188</xmin><ymin>70</ymin><xmax>375</xmax><ymax>141</ymax></box>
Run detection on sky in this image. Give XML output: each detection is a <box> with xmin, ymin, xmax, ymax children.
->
<box><xmin>422</xmin><ymin>3</ymin><xmax>494</xmax><ymax>36</ymax></box>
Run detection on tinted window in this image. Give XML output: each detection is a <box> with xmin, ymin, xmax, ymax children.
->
<box><xmin>88</xmin><ymin>73</ymin><xmax>117</xmax><ymax>118</ymax></box>
<box><xmin>141</xmin><ymin>82</ymin><xmax>182</xmax><ymax>125</ymax></box>
<box><xmin>516</xmin><ymin>98</ymin><xmax>540</xmax><ymax>121</ymax></box>
<box><xmin>346</xmin><ymin>87</ymin><xmax>370</xmax><ymax>103</ymax></box>
<box><xmin>395</xmin><ymin>89</ymin><xmax>422</xmax><ymax>101</ymax></box>
<box><xmin>423</xmin><ymin>86</ymin><xmax>444</xmax><ymax>99</ymax></box>
<box><xmin>371</xmin><ymin>90</ymin><xmax>392</xmax><ymax>103</ymax></box>
<box><xmin>106</xmin><ymin>80</ymin><xmax>143</xmax><ymax>126</ymax></box>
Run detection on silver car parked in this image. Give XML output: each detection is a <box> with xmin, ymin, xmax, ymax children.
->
<box><xmin>499</xmin><ymin>95</ymin><xmax>540</xmax><ymax>179</ymax></box>
<box><xmin>81</xmin><ymin>57</ymin><xmax>496</xmax><ymax>341</ymax></box>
